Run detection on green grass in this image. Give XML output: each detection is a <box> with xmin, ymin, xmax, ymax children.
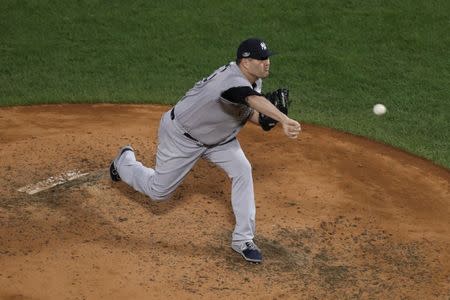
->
<box><xmin>1</xmin><ymin>0</ymin><xmax>449</xmax><ymax>168</ymax></box>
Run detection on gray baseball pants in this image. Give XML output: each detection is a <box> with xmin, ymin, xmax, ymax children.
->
<box><xmin>115</xmin><ymin>111</ymin><xmax>256</xmax><ymax>242</ymax></box>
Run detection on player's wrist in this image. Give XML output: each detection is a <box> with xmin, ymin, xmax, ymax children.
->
<box><xmin>279</xmin><ymin>115</ymin><xmax>291</xmax><ymax>124</ymax></box>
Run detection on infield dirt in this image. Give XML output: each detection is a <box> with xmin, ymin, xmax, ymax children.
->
<box><xmin>1</xmin><ymin>104</ymin><xmax>449</xmax><ymax>299</ymax></box>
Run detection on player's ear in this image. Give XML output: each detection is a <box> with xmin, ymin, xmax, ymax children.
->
<box><xmin>240</xmin><ymin>58</ymin><xmax>250</xmax><ymax>69</ymax></box>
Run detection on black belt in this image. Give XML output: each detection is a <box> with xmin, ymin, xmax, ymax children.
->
<box><xmin>170</xmin><ymin>108</ymin><xmax>236</xmax><ymax>148</ymax></box>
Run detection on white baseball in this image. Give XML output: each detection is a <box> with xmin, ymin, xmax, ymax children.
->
<box><xmin>373</xmin><ymin>104</ymin><xmax>387</xmax><ymax>116</ymax></box>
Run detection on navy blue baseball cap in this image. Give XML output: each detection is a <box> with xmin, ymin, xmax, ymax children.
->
<box><xmin>236</xmin><ymin>38</ymin><xmax>273</xmax><ymax>60</ymax></box>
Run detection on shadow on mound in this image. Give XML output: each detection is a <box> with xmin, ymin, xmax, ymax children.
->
<box><xmin>221</xmin><ymin>216</ymin><xmax>442</xmax><ymax>298</ymax></box>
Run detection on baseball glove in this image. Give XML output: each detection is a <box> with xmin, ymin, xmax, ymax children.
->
<box><xmin>259</xmin><ymin>88</ymin><xmax>290</xmax><ymax>131</ymax></box>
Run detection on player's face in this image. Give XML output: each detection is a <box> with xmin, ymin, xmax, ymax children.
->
<box><xmin>248</xmin><ymin>58</ymin><xmax>270</xmax><ymax>79</ymax></box>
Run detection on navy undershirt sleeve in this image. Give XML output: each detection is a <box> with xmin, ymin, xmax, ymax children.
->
<box><xmin>221</xmin><ymin>86</ymin><xmax>261</xmax><ymax>105</ymax></box>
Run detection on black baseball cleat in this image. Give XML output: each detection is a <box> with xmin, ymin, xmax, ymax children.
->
<box><xmin>231</xmin><ymin>241</ymin><xmax>263</xmax><ymax>263</ymax></box>
<box><xmin>109</xmin><ymin>145</ymin><xmax>134</xmax><ymax>182</ymax></box>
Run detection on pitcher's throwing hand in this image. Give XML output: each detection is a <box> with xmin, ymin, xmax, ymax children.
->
<box><xmin>282</xmin><ymin>118</ymin><xmax>301</xmax><ymax>139</ymax></box>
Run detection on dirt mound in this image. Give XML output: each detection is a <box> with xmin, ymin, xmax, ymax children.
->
<box><xmin>1</xmin><ymin>104</ymin><xmax>449</xmax><ymax>299</ymax></box>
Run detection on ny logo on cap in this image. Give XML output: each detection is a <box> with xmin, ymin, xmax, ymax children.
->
<box><xmin>260</xmin><ymin>42</ymin><xmax>267</xmax><ymax>50</ymax></box>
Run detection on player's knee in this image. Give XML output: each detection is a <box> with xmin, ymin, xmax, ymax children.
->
<box><xmin>232</xmin><ymin>158</ymin><xmax>252</xmax><ymax>179</ymax></box>
<box><xmin>148</xmin><ymin>189</ymin><xmax>172</xmax><ymax>201</ymax></box>
<box><xmin>242</xmin><ymin>159</ymin><xmax>252</xmax><ymax>174</ymax></box>
<box><xmin>149</xmin><ymin>193</ymin><xmax>171</xmax><ymax>202</ymax></box>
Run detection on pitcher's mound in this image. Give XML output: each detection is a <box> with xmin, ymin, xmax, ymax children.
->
<box><xmin>0</xmin><ymin>104</ymin><xmax>449</xmax><ymax>299</ymax></box>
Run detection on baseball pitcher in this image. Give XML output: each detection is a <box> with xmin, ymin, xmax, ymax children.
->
<box><xmin>110</xmin><ymin>38</ymin><xmax>301</xmax><ymax>263</ymax></box>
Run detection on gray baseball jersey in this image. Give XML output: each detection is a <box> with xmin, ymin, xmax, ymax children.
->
<box><xmin>114</xmin><ymin>61</ymin><xmax>264</xmax><ymax>244</ymax></box>
<box><xmin>173</xmin><ymin>62</ymin><xmax>262</xmax><ymax>145</ymax></box>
